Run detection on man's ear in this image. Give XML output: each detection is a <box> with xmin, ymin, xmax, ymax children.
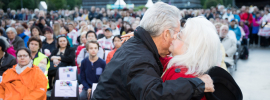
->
<box><xmin>163</xmin><ymin>29</ymin><xmax>171</xmax><ymax>41</ymax></box>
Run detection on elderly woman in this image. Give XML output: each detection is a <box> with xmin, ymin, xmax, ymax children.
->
<box><xmin>161</xmin><ymin>17</ymin><xmax>221</xmax><ymax>86</ymax></box>
<box><xmin>6</xmin><ymin>27</ymin><xmax>25</xmax><ymax>50</ymax></box>
<box><xmin>0</xmin><ymin>48</ymin><xmax>47</xmax><ymax>100</ymax></box>
<box><xmin>220</xmin><ymin>25</ymin><xmax>237</xmax><ymax>67</ymax></box>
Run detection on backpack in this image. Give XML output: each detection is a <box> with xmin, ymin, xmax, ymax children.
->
<box><xmin>240</xmin><ymin>45</ymin><xmax>249</xmax><ymax>60</ymax></box>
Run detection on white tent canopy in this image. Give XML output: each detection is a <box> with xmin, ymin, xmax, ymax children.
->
<box><xmin>145</xmin><ymin>0</ymin><xmax>154</xmax><ymax>8</ymax></box>
<box><xmin>114</xmin><ymin>0</ymin><xmax>126</xmax><ymax>5</ymax></box>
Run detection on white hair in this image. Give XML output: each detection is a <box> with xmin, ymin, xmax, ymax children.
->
<box><xmin>139</xmin><ymin>2</ymin><xmax>181</xmax><ymax>37</ymax></box>
<box><xmin>6</xmin><ymin>27</ymin><xmax>17</xmax><ymax>35</ymax></box>
<box><xmin>167</xmin><ymin>17</ymin><xmax>221</xmax><ymax>76</ymax></box>
<box><xmin>34</xmin><ymin>8</ymin><xmax>39</xmax><ymax>12</ymax></box>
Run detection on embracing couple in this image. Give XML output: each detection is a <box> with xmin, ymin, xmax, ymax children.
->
<box><xmin>92</xmin><ymin>2</ymin><xmax>241</xmax><ymax>100</ymax></box>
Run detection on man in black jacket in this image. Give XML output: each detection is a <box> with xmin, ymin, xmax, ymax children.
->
<box><xmin>88</xmin><ymin>6</ymin><xmax>99</xmax><ymax>21</ymax></box>
<box><xmin>92</xmin><ymin>2</ymin><xmax>214</xmax><ymax>100</ymax></box>
<box><xmin>0</xmin><ymin>37</ymin><xmax>16</xmax><ymax>75</ymax></box>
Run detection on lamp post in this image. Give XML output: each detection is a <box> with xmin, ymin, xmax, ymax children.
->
<box><xmin>21</xmin><ymin>0</ymin><xmax>23</xmax><ymax>8</ymax></box>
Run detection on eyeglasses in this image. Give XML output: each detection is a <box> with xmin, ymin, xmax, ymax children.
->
<box><xmin>17</xmin><ymin>54</ymin><xmax>29</xmax><ymax>59</ymax></box>
<box><xmin>169</xmin><ymin>29</ymin><xmax>183</xmax><ymax>41</ymax></box>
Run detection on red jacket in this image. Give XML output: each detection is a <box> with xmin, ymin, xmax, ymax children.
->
<box><xmin>75</xmin><ymin>45</ymin><xmax>85</xmax><ymax>74</ymax></box>
<box><xmin>240</xmin><ymin>13</ymin><xmax>253</xmax><ymax>27</ymax></box>
<box><xmin>159</xmin><ymin>57</ymin><xmax>207</xmax><ymax>100</ymax></box>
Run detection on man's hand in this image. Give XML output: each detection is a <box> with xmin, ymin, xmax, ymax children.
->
<box><xmin>121</xmin><ymin>32</ymin><xmax>134</xmax><ymax>43</ymax></box>
<box><xmin>198</xmin><ymin>74</ymin><xmax>214</xmax><ymax>92</ymax></box>
<box><xmin>87</xmin><ymin>88</ymin><xmax>92</xmax><ymax>100</ymax></box>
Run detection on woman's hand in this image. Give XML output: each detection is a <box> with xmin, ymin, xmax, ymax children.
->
<box><xmin>51</xmin><ymin>56</ymin><xmax>61</xmax><ymax>61</ymax></box>
<box><xmin>53</xmin><ymin>59</ymin><xmax>60</xmax><ymax>67</ymax></box>
<box><xmin>121</xmin><ymin>32</ymin><xmax>134</xmax><ymax>43</ymax></box>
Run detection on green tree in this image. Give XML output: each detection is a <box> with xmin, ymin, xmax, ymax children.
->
<box><xmin>66</xmin><ymin>0</ymin><xmax>82</xmax><ymax>10</ymax></box>
<box><xmin>203</xmin><ymin>0</ymin><xmax>223</xmax><ymax>9</ymax></box>
<box><xmin>46</xmin><ymin>0</ymin><xmax>67</xmax><ymax>11</ymax></box>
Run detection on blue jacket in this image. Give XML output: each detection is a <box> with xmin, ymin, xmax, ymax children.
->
<box><xmin>234</xmin><ymin>14</ymin><xmax>241</xmax><ymax>23</ymax></box>
<box><xmin>229</xmin><ymin>25</ymin><xmax>242</xmax><ymax>41</ymax></box>
<box><xmin>80</xmin><ymin>57</ymin><xmax>106</xmax><ymax>90</ymax></box>
<box><xmin>18</xmin><ymin>33</ymin><xmax>29</xmax><ymax>47</ymax></box>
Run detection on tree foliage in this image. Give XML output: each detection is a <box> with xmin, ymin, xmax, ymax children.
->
<box><xmin>202</xmin><ymin>0</ymin><xmax>223</xmax><ymax>8</ymax></box>
<box><xmin>0</xmin><ymin>0</ymin><xmax>81</xmax><ymax>11</ymax></box>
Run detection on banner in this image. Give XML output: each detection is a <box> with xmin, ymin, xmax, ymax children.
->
<box><xmin>106</xmin><ymin>4</ymin><xmax>134</xmax><ymax>9</ymax></box>
<box><xmin>258</xmin><ymin>25</ymin><xmax>270</xmax><ymax>37</ymax></box>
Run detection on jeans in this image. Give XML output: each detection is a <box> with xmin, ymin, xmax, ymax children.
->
<box><xmin>80</xmin><ymin>89</ymin><xmax>88</xmax><ymax>100</ymax></box>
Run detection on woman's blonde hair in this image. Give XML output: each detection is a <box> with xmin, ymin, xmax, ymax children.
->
<box><xmin>53</xmin><ymin>23</ymin><xmax>61</xmax><ymax>36</ymax></box>
<box><xmin>167</xmin><ymin>17</ymin><xmax>221</xmax><ymax>76</ymax></box>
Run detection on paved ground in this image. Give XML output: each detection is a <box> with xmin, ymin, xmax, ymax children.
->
<box><xmin>232</xmin><ymin>46</ymin><xmax>270</xmax><ymax>100</ymax></box>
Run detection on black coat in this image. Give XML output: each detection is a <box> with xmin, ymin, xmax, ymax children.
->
<box><xmin>9</xmin><ymin>14</ymin><xmax>19</xmax><ymax>20</ymax></box>
<box><xmin>48</xmin><ymin>47</ymin><xmax>75</xmax><ymax>76</ymax></box>
<box><xmin>92</xmin><ymin>27</ymin><xmax>205</xmax><ymax>100</ymax></box>
<box><xmin>0</xmin><ymin>53</ymin><xmax>16</xmax><ymax>75</ymax></box>
<box><xmin>49</xmin><ymin>47</ymin><xmax>76</xmax><ymax>67</ymax></box>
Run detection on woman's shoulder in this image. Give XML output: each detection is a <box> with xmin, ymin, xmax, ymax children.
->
<box><xmin>162</xmin><ymin>65</ymin><xmax>195</xmax><ymax>82</ymax></box>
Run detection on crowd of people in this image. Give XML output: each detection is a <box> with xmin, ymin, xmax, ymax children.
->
<box><xmin>0</xmin><ymin>2</ymin><xmax>268</xmax><ymax>100</ymax></box>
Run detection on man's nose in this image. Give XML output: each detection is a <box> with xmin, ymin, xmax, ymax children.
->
<box><xmin>173</xmin><ymin>34</ymin><xmax>177</xmax><ymax>39</ymax></box>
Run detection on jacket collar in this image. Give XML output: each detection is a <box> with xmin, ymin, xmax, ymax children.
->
<box><xmin>134</xmin><ymin>27</ymin><xmax>163</xmax><ymax>75</ymax></box>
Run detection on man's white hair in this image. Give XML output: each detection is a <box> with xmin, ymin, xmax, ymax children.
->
<box><xmin>139</xmin><ymin>2</ymin><xmax>181</xmax><ymax>37</ymax></box>
<box><xmin>167</xmin><ymin>17</ymin><xmax>221</xmax><ymax>76</ymax></box>
<box><xmin>6</xmin><ymin>27</ymin><xmax>17</xmax><ymax>35</ymax></box>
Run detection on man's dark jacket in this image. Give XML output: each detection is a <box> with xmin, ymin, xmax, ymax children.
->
<box><xmin>92</xmin><ymin>27</ymin><xmax>205</xmax><ymax>100</ymax></box>
<box><xmin>0</xmin><ymin>53</ymin><xmax>16</xmax><ymax>75</ymax></box>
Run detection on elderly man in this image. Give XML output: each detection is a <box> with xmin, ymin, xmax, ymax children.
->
<box><xmin>9</xmin><ymin>10</ymin><xmax>18</xmax><ymax>20</ymax></box>
<box><xmin>6</xmin><ymin>27</ymin><xmax>25</xmax><ymax>50</ymax></box>
<box><xmin>92</xmin><ymin>2</ymin><xmax>214</xmax><ymax>100</ymax></box>
<box><xmin>220</xmin><ymin>25</ymin><xmax>237</xmax><ymax>68</ymax></box>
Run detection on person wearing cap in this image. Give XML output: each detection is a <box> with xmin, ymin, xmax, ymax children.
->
<box><xmin>6</xmin><ymin>27</ymin><xmax>25</xmax><ymax>50</ymax></box>
<box><xmin>97</xmin><ymin>28</ymin><xmax>114</xmax><ymax>50</ymax></box>
<box><xmin>229</xmin><ymin>19</ymin><xmax>242</xmax><ymax>41</ymax></box>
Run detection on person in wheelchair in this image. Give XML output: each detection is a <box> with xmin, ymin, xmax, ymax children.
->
<box><xmin>220</xmin><ymin>25</ymin><xmax>237</xmax><ymax>68</ymax></box>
